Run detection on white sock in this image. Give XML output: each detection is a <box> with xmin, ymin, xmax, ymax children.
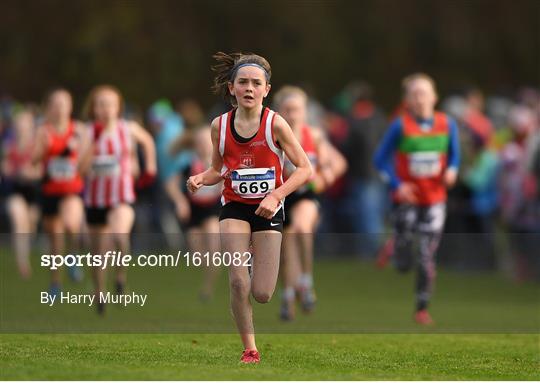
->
<box><xmin>300</xmin><ymin>273</ymin><xmax>313</xmax><ymax>289</ymax></box>
<box><xmin>283</xmin><ymin>287</ymin><xmax>295</xmax><ymax>301</ymax></box>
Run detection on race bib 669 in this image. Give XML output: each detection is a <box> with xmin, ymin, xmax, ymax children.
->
<box><xmin>231</xmin><ymin>167</ymin><xmax>276</xmax><ymax>198</ymax></box>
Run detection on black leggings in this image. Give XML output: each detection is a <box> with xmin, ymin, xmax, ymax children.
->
<box><xmin>392</xmin><ymin>202</ymin><xmax>446</xmax><ymax>311</ymax></box>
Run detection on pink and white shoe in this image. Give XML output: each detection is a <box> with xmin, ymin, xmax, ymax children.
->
<box><xmin>240</xmin><ymin>349</ymin><xmax>260</xmax><ymax>364</ymax></box>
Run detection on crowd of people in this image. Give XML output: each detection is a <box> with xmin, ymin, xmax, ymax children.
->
<box><xmin>1</xmin><ymin>82</ymin><xmax>539</xmax><ymax>277</ymax></box>
<box><xmin>1</xmin><ymin>56</ymin><xmax>539</xmax><ymax>361</ymax></box>
<box><xmin>2</xmin><ymin>85</ymin><xmax>539</xmax><ymax>270</ymax></box>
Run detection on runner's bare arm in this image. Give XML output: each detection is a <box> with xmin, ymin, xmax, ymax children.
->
<box><xmin>270</xmin><ymin>114</ymin><xmax>312</xmax><ymax>201</ymax></box>
<box><xmin>316</xmin><ymin>130</ymin><xmax>347</xmax><ymax>190</ymax></box>
<box><xmin>73</xmin><ymin>121</ymin><xmax>91</xmax><ymax>166</ymax></box>
<box><xmin>187</xmin><ymin>117</ymin><xmax>223</xmax><ymax>193</ymax></box>
<box><xmin>1</xmin><ymin>142</ymin><xmax>12</xmax><ymax>177</ymax></box>
<box><xmin>30</xmin><ymin>125</ymin><xmax>47</xmax><ymax>165</ymax></box>
<box><xmin>130</xmin><ymin>121</ymin><xmax>157</xmax><ymax>175</ymax></box>
<box><xmin>255</xmin><ymin>115</ymin><xmax>312</xmax><ymax>218</ymax></box>
<box><xmin>77</xmin><ymin>126</ymin><xmax>94</xmax><ymax>176</ymax></box>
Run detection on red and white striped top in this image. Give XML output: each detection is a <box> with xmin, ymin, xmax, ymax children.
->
<box><xmin>84</xmin><ymin>120</ymin><xmax>135</xmax><ymax>208</ymax></box>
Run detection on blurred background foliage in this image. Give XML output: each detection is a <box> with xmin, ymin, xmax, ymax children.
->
<box><xmin>1</xmin><ymin>0</ymin><xmax>538</xmax><ymax>110</ymax></box>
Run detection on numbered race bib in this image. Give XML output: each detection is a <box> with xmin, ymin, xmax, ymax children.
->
<box><xmin>231</xmin><ymin>167</ymin><xmax>276</xmax><ymax>199</ymax></box>
<box><xmin>91</xmin><ymin>155</ymin><xmax>120</xmax><ymax>177</ymax></box>
<box><xmin>47</xmin><ymin>157</ymin><xmax>76</xmax><ymax>180</ymax></box>
<box><xmin>408</xmin><ymin>152</ymin><xmax>442</xmax><ymax>178</ymax></box>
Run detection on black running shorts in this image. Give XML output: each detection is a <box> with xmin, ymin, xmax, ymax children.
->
<box><xmin>219</xmin><ymin>201</ymin><xmax>284</xmax><ymax>233</ymax></box>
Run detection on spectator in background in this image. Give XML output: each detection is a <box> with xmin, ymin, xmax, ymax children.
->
<box><xmin>179</xmin><ymin>98</ymin><xmax>206</xmax><ymax>128</ymax></box>
<box><xmin>0</xmin><ymin>94</ymin><xmax>15</xmax><ymax>142</ymax></box>
<box><xmin>460</xmin><ymin>122</ymin><xmax>499</xmax><ymax>270</ymax></box>
<box><xmin>526</xmin><ymin>113</ymin><xmax>540</xmax><ymax>198</ymax></box>
<box><xmin>445</xmin><ymin>88</ymin><xmax>498</xmax><ymax>270</ymax></box>
<box><xmin>0</xmin><ymin>96</ymin><xmax>13</xmax><ymax>233</ymax></box>
<box><xmin>463</xmin><ymin>88</ymin><xmax>493</xmax><ymax>143</ymax></box>
<box><xmin>140</xmin><ymin>99</ymin><xmax>182</xmax><ymax>238</ymax></box>
<box><xmin>316</xmin><ymin>108</ymin><xmax>350</xmax><ymax>239</ymax></box>
<box><xmin>0</xmin><ymin>96</ymin><xmax>17</xmax><ymax>214</ymax></box>
<box><xmin>499</xmin><ymin>104</ymin><xmax>540</xmax><ymax>281</ymax></box>
<box><xmin>485</xmin><ymin>95</ymin><xmax>514</xmax><ymax>152</ymax></box>
<box><xmin>149</xmin><ymin>99</ymin><xmax>186</xmax><ymax>185</ymax></box>
<box><xmin>340</xmin><ymin>81</ymin><xmax>387</xmax><ymax>257</ymax></box>
<box><xmin>298</xmin><ymin>83</ymin><xmax>326</xmax><ymax>128</ymax></box>
<box><xmin>437</xmin><ymin>94</ymin><xmax>470</xmax><ymax>269</ymax></box>
<box><xmin>144</xmin><ymin>98</ymin><xmax>203</xmax><ymax>237</ymax></box>
<box><xmin>517</xmin><ymin>87</ymin><xmax>540</xmax><ymax>116</ymax></box>
<box><xmin>168</xmin><ymin>98</ymin><xmax>206</xmax><ymax>157</ymax></box>
<box><xmin>165</xmin><ymin>99</ymin><xmax>207</xmax><ymax>232</ymax></box>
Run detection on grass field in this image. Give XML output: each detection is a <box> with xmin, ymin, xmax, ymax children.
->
<box><xmin>1</xmin><ymin>237</ymin><xmax>539</xmax><ymax>379</ymax></box>
<box><xmin>1</xmin><ymin>334</ymin><xmax>539</xmax><ymax>380</ymax></box>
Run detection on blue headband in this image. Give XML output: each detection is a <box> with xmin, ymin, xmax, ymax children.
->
<box><xmin>230</xmin><ymin>63</ymin><xmax>270</xmax><ymax>82</ymax></box>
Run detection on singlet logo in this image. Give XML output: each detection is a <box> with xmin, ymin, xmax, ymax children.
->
<box><xmin>249</xmin><ymin>140</ymin><xmax>267</xmax><ymax>148</ymax></box>
<box><xmin>240</xmin><ymin>152</ymin><xmax>254</xmax><ymax>168</ymax></box>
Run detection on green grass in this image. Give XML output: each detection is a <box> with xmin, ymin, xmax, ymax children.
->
<box><xmin>1</xmin><ymin>334</ymin><xmax>539</xmax><ymax>380</ymax></box>
<box><xmin>1</xmin><ymin>237</ymin><xmax>539</xmax><ymax>379</ymax></box>
<box><xmin>1</xmin><ymin>256</ymin><xmax>538</xmax><ymax>334</ymax></box>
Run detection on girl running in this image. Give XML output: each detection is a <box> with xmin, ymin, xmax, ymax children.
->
<box><xmin>187</xmin><ymin>52</ymin><xmax>312</xmax><ymax>363</ymax></box>
<box><xmin>373</xmin><ymin>73</ymin><xmax>460</xmax><ymax>325</ymax></box>
<box><xmin>273</xmin><ymin>86</ymin><xmax>347</xmax><ymax>321</ymax></box>
<box><xmin>80</xmin><ymin>85</ymin><xmax>156</xmax><ymax>315</ymax></box>
<box><xmin>2</xmin><ymin>106</ymin><xmax>42</xmax><ymax>278</ymax></box>
<box><xmin>33</xmin><ymin>89</ymin><xmax>87</xmax><ymax>293</ymax></box>
<box><xmin>166</xmin><ymin>126</ymin><xmax>223</xmax><ymax>301</ymax></box>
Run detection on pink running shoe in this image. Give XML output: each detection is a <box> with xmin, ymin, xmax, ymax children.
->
<box><xmin>414</xmin><ymin>309</ymin><xmax>434</xmax><ymax>325</ymax></box>
<box><xmin>240</xmin><ymin>349</ymin><xmax>260</xmax><ymax>364</ymax></box>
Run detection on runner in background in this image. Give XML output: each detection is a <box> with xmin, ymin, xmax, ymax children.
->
<box><xmin>374</xmin><ymin>73</ymin><xmax>460</xmax><ymax>325</ymax></box>
<box><xmin>273</xmin><ymin>85</ymin><xmax>347</xmax><ymax>321</ymax></box>
<box><xmin>80</xmin><ymin>85</ymin><xmax>156</xmax><ymax>315</ymax></box>
<box><xmin>2</xmin><ymin>106</ymin><xmax>42</xmax><ymax>278</ymax></box>
<box><xmin>33</xmin><ymin>89</ymin><xmax>87</xmax><ymax>294</ymax></box>
<box><xmin>166</xmin><ymin>126</ymin><xmax>223</xmax><ymax>301</ymax></box>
